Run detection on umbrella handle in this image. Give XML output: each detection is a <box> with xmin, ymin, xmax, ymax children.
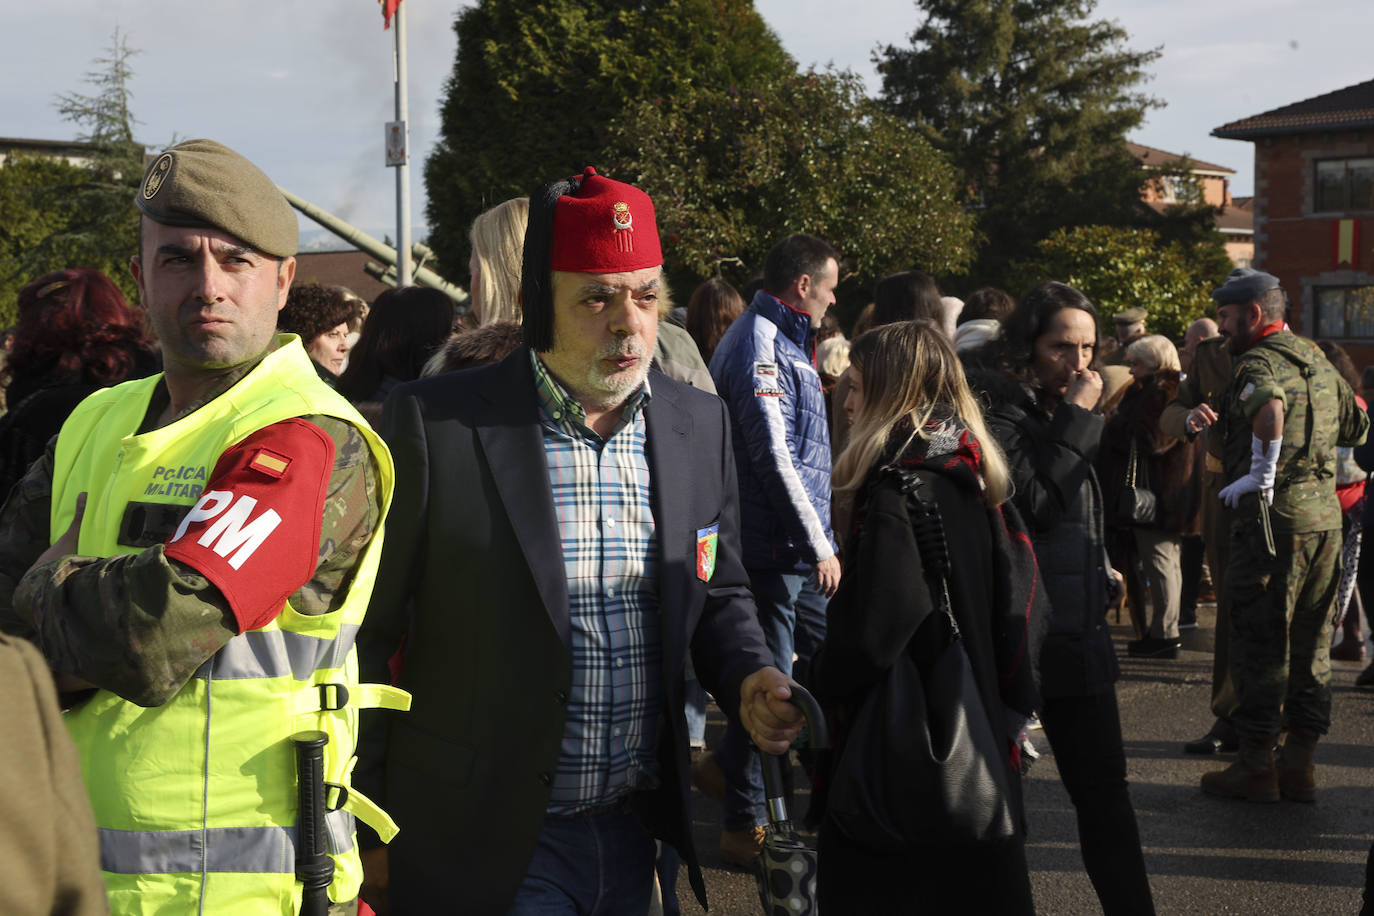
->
<box><xmin>785</xmin><ymin>682</ymin><xmax>829</xmax><ymax>750</ymax></box>
<box><xmin>758</xmin><ymin>682</ymin><xmax>828</xmax><ymax>828</ymax></box>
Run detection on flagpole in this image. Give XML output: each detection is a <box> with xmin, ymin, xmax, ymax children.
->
<box><xmin>393</xmin><ymin>0</ymin><xmax>412</xmax><ymax>286</ymax></box>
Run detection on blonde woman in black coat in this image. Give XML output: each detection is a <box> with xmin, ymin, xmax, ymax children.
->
<box><xmin>811</xmin><ymin>320</ymin><xmax>1044</xmax><ymax>913</ymax></box>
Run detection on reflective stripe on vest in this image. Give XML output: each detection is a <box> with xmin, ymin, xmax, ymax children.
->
<box><xmin>196</xmin><ymin>625</ymin><xmax>362</xmax><ymax>681</ymax></box>
<box><xmin>99</xmin><ymin>809</ymin><xmax>356</xmax><ymax>875</ymax></box>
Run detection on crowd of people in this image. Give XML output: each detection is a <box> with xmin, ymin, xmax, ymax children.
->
<box><xmin>1</xmin><ymin>136</ymin><xmax>1373</xmax><ymax>916</ymax></box>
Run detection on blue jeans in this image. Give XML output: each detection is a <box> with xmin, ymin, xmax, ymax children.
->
<box><xmin>792</xmin><ymin>578</ymin><xmax>829</xmax><ymax>688</ymax></box>
<box><xmin>718</xmin><ymin>569</ymin><xmax>807</xmax><ymax>830</ymax></box>
<box><xmin>683</xmin><ymin>654</ymin><xmax>707</xmax><ymax>748</ymax></box>
<box><xmin>507</xmin><ymin>807</ymin><xmax>656</xmax><ymax>915</ymax></box>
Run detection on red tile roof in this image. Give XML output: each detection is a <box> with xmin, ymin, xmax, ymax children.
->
<box><xmin>1140</xmin><ymin>200</ymin><xmax>1252</xmax><ymax>235</ymax></box>
<box><xmin>1214</xmin><ymin>205</ymin><xmax>1254</xmax><ymax>234</ymax></box>
<box><xmin>1126</xmin><ymin>141</ymin><xmax>1233</xmax><ymax>175</ymax></box>
<box><xmin>1213</xmin><ymin>78</ymin><xmax>1374</xmax><ymax>138</ymax></box>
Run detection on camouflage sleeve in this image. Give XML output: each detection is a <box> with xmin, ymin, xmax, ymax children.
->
<box><xmin>1234</xmin><ymin>357</ymin><xmax>1286</xmax><ymax>422</ymax></box>
<box><xmin>288</xmin><ymin>416</ymin><xmax>381</xmax><ymax>616</ymax></box>
<box><xmin>11</xmin><ymin>416</ymin><xmax>380</xmax><ymax>707</ymax></box>
<box><xmin>1337</xmin><ymin>375</ymin><xmax>1370</xmax><ymax>448</ymax></box>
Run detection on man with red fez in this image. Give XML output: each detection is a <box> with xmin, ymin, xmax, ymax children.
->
<box><xmin>355</xmin><ymin>167</ymin><xmax>802</xmax><ymax>913</ymax></box>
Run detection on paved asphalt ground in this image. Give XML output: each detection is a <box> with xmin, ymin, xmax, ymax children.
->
<box><xmin>676</xmin><ymin>602</ymin><xmax>1374</xmax><ymax>915</ymax></box>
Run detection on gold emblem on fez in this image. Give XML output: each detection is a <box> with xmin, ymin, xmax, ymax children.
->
<box><xmin>612</xmin><ymin>201</ymin><xmax>634</xmax><ymax>253</ymax></box>
<box><xmin>143</xmin><ymin>153</ymin><xmax>174</xmax><ymax>200</ymax></box>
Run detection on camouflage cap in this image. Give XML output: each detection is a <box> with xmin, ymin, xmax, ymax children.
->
<box><xmin>1211</xmin><ymin>267</ymin><xmax>1279</xmax><ymax>305</ymax></box>
<box><xmin>1114</xmin><ymin>307</ymin><xmax>1148</xmax><ymax>324</ymax></box>
<box><xmin>136</xmin><ymin>139</ymin><xmax>298</xmax><ymax>257</ymax></box>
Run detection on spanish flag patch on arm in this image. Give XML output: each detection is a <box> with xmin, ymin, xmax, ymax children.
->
<box><xmin>248</xmin><ymin>448</ymin><xmax>290</xmax><ymax>478</ymax></box>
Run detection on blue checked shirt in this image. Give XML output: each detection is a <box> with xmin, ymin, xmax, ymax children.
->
<box><xmin>531</xmin><ymin>352</ymin><xmax>662</xmax><ymax>814</ymax></box>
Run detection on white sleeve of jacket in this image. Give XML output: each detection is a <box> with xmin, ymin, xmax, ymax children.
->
<box><xmin>731</xmin><ymin>318</ymin><xmax>833</xmax><ymax>563</ymax></box>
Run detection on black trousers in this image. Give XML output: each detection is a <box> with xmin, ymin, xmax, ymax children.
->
<box><xmin>1040</xmin><ymin>689</ymin><xmax>1156</xmax><ymax>916</ymax></box>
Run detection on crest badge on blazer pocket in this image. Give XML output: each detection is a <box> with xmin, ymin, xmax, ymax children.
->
<box><xmin>696</xmin><ymin>524</ymin><xmax>719</xmax><ymax>582</ymax></box>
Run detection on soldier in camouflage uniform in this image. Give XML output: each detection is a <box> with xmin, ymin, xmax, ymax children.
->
<box><xmin>0</xmin><ymin>140</ymin><xmax>388</xmax><ymax>915</ymax></box>
<box><xmin>1200</xmin><ymin>268</ymin><xmax>1368</xmax><ymax>804</ymax></box>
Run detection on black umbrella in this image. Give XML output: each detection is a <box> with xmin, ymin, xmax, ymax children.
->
<box><xmin>754</xmin><ymin>683</ymin><xmax>829</xmax><ymax>916</ymax></box>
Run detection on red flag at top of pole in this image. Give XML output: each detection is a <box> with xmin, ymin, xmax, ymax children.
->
<box><xmin>380</xmin><ymin>0</ymin><xmax>402</xmax><ymax>29</ymax></box>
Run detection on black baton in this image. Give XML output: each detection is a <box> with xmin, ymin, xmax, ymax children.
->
<box><xmin>292</xmin><ymin>730</ymin><xmax>334</xmax><ymax>916</ymax></box>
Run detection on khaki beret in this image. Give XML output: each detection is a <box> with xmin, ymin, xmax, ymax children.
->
<box><xmin>136</xmin><ymin>139</ymin><xmax>298</xmax><ymax>257</ymax></box>
<box><xmin>1114</xmin><ymin>307</ymin><xmax>1148</xmax><ymax>324</ymax></box>
<box><xmin>1211</xmin><ymin>267</ymin><xmax>1279</xmax><ymax>305</ymax></box>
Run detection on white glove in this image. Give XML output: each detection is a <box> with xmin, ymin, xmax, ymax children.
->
<box><xmin>1218</xmin><ymin>435</ymin><xmax>1281</xmax><ymax>508</ymax></box>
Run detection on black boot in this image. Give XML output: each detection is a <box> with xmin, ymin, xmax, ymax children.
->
<box><xmin>1185</xmin><ymin>718</ymin><xmax>1239</xmax><ymax>755</ymax></box>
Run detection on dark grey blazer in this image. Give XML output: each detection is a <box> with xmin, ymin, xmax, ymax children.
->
<box><xmin>354</xmin><ymin>347</ymin><xmax>770</xmax><ymax>914</ymax></box>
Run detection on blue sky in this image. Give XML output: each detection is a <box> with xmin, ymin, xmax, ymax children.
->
<box><xmin>4</xmin><ymin>0</ymin><xmax>1371</xmax><ymax>245</ymax></box>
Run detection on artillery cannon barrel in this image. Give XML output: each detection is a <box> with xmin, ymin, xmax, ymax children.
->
<box><xmin>278</xmin><ymin>187</ymin><xmax>468</xmax><ymax>306</ymax></box>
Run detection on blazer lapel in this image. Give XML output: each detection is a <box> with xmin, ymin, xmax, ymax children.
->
<box><xmin>475</xmin><ymin>350</ymin><xmax>571</xmax><ymax>652</ymax></box>
<box><xmin>644</xmin><ymin>378</ymin><xmax>693</xmax><ymax>685</ymax></box>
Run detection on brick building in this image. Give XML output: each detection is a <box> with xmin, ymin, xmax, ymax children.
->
<box><xmin>1127</xmin><ymin>141</ymin><xmax>1254</xmax><ymax>266</ymax></box>
<box><xmin>1213</xmin><ymin>79</ymin><xmax>1374</xmax><ymax>363</ymax></box>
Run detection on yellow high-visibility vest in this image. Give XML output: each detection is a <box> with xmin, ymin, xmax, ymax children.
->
<box><xmin>52</xmin><ymin>336</ymin><xmax>408</xmax><ymax>914</ymax></box>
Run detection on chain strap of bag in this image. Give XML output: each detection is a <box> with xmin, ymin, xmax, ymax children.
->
<box><xmin>1117</xmin><ymin>436</ymin><xmax>1159</xmax><ymax>526</ymax></box>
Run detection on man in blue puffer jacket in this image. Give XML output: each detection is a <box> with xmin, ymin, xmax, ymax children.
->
<box><xmin>705</xmin><ymin>233</ymin><xmax>841</xmax><ymax>867</ymax></box>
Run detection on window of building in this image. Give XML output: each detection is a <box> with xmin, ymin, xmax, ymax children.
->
<box><xmin>1316</xmin><ymin>286</ymin><xmax>1374</xmax><ymax>338</ymax></box>
<box><xmin>1315</xmin><ymin>158</ymin><xmax>1374</xmax><ymax>212</ymax></box>
<box><xmin>1159</xmin><ymin>175</ymin><xmax>1200</xmax><ymax>204</ymax></box>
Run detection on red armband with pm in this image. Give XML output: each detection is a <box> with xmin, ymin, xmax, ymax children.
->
<box><xmin>165</xmin><ymin>418</ymin><xmax>335</xmax><ymax>631</ymax></box>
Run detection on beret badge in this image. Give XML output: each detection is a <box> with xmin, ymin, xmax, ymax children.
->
<box><xmin>143</xmin><ymin>153</ymin><xmax>174</xmax><ymax>201</ymax></box>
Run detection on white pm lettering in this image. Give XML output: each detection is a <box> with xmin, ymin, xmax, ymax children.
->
<box><xmin>170</xmin><ymin>489</ymin><xmax>283</xmax><ymax>570</ymax></box>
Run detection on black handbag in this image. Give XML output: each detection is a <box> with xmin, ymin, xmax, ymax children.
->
<box><xmin>825</xmin><ymin>469</ymin><xmax>1016</xmax><ymax>851</ymax></box>
<box><xmin>1115</xmin><ymin>437</ymin><xmax>1158</xmax><ymax>526</ymax></box>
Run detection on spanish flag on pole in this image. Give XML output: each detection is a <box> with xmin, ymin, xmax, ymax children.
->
<box><xmin>1334</xmin><ymin>219</ymin><xmax>1361</xmax><ymax>269</ymax></box>
<box><xmin>380</xmin><ymin>0</ymin><xmax>401</xmax><ymax>29</ymax></box>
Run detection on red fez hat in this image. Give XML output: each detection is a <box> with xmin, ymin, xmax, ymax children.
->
<box><xmin>550</xmin><ymin>167</ymin><xmax>662</xmax><ymax>273</ymax></box>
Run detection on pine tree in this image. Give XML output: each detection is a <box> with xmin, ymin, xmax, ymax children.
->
<box><xmin>878</xmin><ymin>0</ymin><xmax>1161</xmax><ymax>287</ymax></box>
<box><xmin>604</xmin><ymin>71</ymin><xmax>976</xmax><ymax>315</ymax></box>
<box><xmin>422</xmin><ymin>0</ymin><xmax>796</xmax><ymax>281</ymax></box>
<box><xmin>52</xmin><ymin>28</ymin><xmax>146</xmax><ymax>265</ymax></box>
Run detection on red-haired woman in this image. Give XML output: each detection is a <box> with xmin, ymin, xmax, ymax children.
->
<box><xmin>0</xmin><ymin>268</ymin><xmax>157</xmax><ymax>498</ymax></box>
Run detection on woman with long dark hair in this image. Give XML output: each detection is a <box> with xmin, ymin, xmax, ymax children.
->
<box><xmin>337</xmin><ymin>286</ymin><xmax>456</xmax><ymax>420</ymax></box>
<box><xmin>811</xmin><ymin>320</ymin><xmax>1043</xmax><ymax>912</ymax></box>
<box><xmin>0</xmin><ymin>268</ymin><xmax>157</xmax><ymax>497</ymax></box>
<box><xmin>968</xmin><ymin>281</ymin><xmax>1156</xmax><ymax>915</ymax></box>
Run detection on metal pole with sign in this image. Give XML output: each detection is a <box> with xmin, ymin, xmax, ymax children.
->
<box><xmin>386</xmin><ymin>1</ymin><xmax>412</xmax><ymax>286</ymax></box>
